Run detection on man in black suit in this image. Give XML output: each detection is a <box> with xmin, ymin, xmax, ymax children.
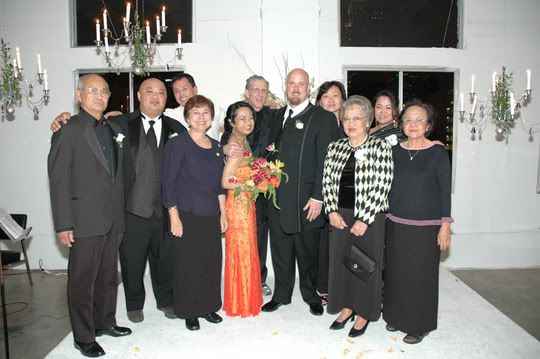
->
<box><xmin>262</xmin><ymin>68</ymin><xmax>339</xmax><ymax>316</ymax></box>
<box><xmin>221</xmin><ymin>75</ymin><xmax>276</xmax><ymax>297</ymax></box>
<box><xmin>51</xmin><ymin>78</ymin><xmax>186</xmax><ymax>323</ymax></box>
<box><xmin>48</xmin><ymin>74</ymin><xmax>131</xmax><ymax>357</ymax></box>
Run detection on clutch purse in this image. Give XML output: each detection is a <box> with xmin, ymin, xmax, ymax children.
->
<box><xmin>343</xmin><ymin>244</ymin><xmax>376</xmax><ymax>282</ymax></box>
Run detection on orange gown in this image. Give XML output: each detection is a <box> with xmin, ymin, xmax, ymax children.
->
<box><xmin>223</xmin><ymin>166</ymin><xmax>263</xmax><ymax>317</ymax></box>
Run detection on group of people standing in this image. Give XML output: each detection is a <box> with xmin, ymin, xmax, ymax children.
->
<box><xmin>47</xmin><ymin>67</ymin><xmax>452</xmax><ymax>358</ymax></box>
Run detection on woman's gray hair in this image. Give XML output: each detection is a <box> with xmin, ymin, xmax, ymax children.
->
<box><xmin>340</xmin><ymin>95</ymin><xmax>374</xmax><ymax>128</ymax></box>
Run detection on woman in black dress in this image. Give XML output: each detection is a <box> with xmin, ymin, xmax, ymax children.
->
<box><xmin>322</xmin><ymin>95</ymin><xmax>393</xmax><ymax>338</ymax></box>
<box><xmin>383</xmin><ymin>99</ymin><xmax>452</xmax><ymax>344</ymax></box>
<box><xmin>370</xmin><ymin>90</ymin><xmax>406</xmax><ymax>144</ymax></box>
<box><xmin>162</xmin><ymin>95</ymin><xmax>227</xmax><ymax>331</ymax></box>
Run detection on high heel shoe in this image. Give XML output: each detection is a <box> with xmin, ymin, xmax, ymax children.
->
<box><xmin>329</xmin><ymin>312</ymin><xmax>355</xmax><ymax>330</ymax></box>
<box><xmin>348</xmin><ymin>320</ymin><xmax>369</xmax><ymax>338</ymax></box>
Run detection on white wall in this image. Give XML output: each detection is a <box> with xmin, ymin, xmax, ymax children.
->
<box><xmin>0</xmin><ymin>0</ymin><xmax>539</xmax><ymax>270</ymax></box>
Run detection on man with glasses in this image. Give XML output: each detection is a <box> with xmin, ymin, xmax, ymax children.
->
<box><xmin>48</xmin><ymin>74</ymin><xmax>131</xmax><ymax>357</ymax></box>
<box><xmin>50</xmin><ymin>77</ymin><xmax>186</xmax><ymax>324</ymax></box>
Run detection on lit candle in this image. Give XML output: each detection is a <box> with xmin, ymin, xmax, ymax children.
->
<box><xmin>43</xmin><ymin>69</ymin><xmax>48</xmax><ymax>90</ymax></box>
<box><xmin>15</xmin><ymin>47</ymin><xmax>21</xmax><ymax>69</ymax></box>
<box><xmin>37</xmin><ymin>53</ymin><xmax>42</xmax><ymax>74</ymax></box>
<box><xmin>526</xmin><ymin>69</ymin><xmax>531</xmax><ymax>91</ymax></box>
<box><xmin>146</xmin><ymin>21</ymin><xmax>151</xmax><ymax>44</ymax></box>
<box><xmin>104</xmin><ymin>33</ymin><xmax>109</xmax><ymax>53</ymax></box>
<box><xmin>491</xmin><ymin>71</ymin><xmax>497</xmax><ymax>92</ymax></box>
<box><xmin>177</xmin><ymin>29</ymin><xmax>182</xmax><ymax>48</ymax></box>
<box><xmin>103</xmin><ymin>10</ymin><xmax>108</xmax><ymax>31</ymax></box>
<box><xmin>162</xmin><ymin>6</ymin><xmax>166</xmax><ymax>28</ymax></box>
<box><xmin>459</xmin><ymin>92</ymin><xmax>464</xmax><ymax>112</ymax></box>
<box><xmin>123</xmin><ymin>17</ymin><xmax>129</xmax><ymax>37</ymax></box>
<box><xmin>470</xmin><ymin>75</ymin><xmax>475</xmax><ymax>94</ymax></box>
<box><xmin>156</xmin><ymin>16</ymin><xmax>161</xmax><ymax>35</ymax></box>
<box><xmin>471</xmin><ymin>94</ymin><xmax>477</xmax><ymax>114</ymax></box>
<box><xmin>12</xmin><ymin>58</ymin><xmax>17</xmax><ymax>77</ymax></box>
<box><xmin>126</xmin><ymin>2</ymin><xmax>131</xmax><ymax>23</ymax></box>
<box><xmin>509</xmin><ymin>92</ymin><xmax>516</xmax><ymax>116</ymax></box>
<box><xmin>95</xmin><ymin>19</ymin><xmax>101</xmax><ymax>42</ymax></box>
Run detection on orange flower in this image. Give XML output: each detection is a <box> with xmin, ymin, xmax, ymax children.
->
<box><xmin>270</xmin><ymin>176</ymin><xmax>280</xmax><ymax>188</ymax></box>
<box><xmin>257</xmin><ymin>181</ymin><xmax>269</xmax><ymax>192</ymax></box>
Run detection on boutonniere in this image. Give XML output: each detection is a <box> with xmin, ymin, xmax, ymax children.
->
<box><xmin>386</xmin><ymin>134</ymin><xmax>398</xmax><ymax>146</ymax></box>
<box><xmin>295</xmin><ymin>120</ymin><xmax>304</xmax><ymax>130</ymax></box>
<box><xmin>114</xmin><ymin>133</ymin><xmax>125</xmax><ymax>148</ymax></box>
<box><xmin>168</xmin><ymin>132</ymin><xmax>178</xmax><ymax>139</ymax></box>
<box><xmin>354</xmin><ymin>148</ymin><xmax>367</xmax><ymax>162</ymax></box>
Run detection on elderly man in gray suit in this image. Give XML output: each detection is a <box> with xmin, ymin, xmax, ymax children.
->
<box><xmin>48</xmin><ymin>74</ymin><xmax>131</xmax><ymax>358</ymax></box>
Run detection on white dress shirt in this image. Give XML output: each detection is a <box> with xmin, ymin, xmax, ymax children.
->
<box><xmin>141</xmin><ymin>113</ymin><xmax>162</xmax><ymax>148</ymax></box>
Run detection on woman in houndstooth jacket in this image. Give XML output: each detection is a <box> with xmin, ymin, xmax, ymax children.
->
<box><xmin>322</xmin><ymin>95</ymin><xmax>393</xmax><ymax>338</ymax></box>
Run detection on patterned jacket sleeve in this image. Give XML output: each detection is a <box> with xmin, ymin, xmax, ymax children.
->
<box><xmin>356</xmin><ymin>140</ymin><xmax>394</xmax><ymax>225</ymax></box>
<box><xmin>322</xmin><ymin>141</ymin><xmax>339</xmax><ymax>214</ymax></box>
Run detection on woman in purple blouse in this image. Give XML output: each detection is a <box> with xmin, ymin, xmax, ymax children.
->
<box><xmin>382</xmin><ymin>99</ymin><xmax>452</xmax><ymax>344</ymax></box>
<box><xmin>162</xmin><ymin>95</ymin><xmax>227</xmax><ymax>331</ymax></box>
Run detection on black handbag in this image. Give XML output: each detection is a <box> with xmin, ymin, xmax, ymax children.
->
<box><xmin>343</xmin><ymin>244</ymin><xmax>376</xmax><ymax>282</ymax></box>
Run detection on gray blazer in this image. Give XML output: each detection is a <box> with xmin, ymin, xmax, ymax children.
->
<box><xmin>48</xmin><ymin>111</ymin><xmax>125</xmax><ymax>238</ymax></box>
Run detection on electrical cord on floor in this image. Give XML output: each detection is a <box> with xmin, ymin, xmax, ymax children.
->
<box><xmin>0</xmin><ymin>301</ymin><xmax>29</xmax><ymax>316</ymax></box>
<box><xmin>39</xmin><ymin>259</ymin><xmax>67</xmax><ymax>276</ymax></box>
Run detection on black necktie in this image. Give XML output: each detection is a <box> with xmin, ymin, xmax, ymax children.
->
<box><xmin>283</xmin><ymin>109</ymin><xmax>294</xmax><ymax>129</ymax></box>
<box><xmin>147</xmin><ymin>120</ymin><xmax>157</xmax><ymax>149</ymax></box>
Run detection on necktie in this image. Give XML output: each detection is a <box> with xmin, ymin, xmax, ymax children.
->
<box><xmin>283</xmin><ymin>109</ymin><xmax>294</xmax><ymax>129</ymax></box>
<box><xmin>147</xmin><ymin>120</ymin><xmax>157</xmax><ymax>149</ymax></box>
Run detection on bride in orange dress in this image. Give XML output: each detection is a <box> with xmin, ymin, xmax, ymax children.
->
<box><xmin>221</xmin><ymin>101</ymin><xmax>263</xmax><ymax>317</ymax></box>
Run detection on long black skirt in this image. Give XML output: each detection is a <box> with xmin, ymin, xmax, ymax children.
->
<box><xmin>172</xmin><ymin>210</ymin><xmax>222</xmax><ymax>318</ymax></box>
<box><xmin>327</xmin><ymin>210</ymin><xmax>385</xmax><ymax>321</ymax></box>
<box><xmin>382</xmin><ymin>220</ymin><xmax>440</xmax><ymax>335</ymax></box>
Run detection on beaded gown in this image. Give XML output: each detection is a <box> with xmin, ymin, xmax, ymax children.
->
<box><xmin>223</xmin><ymin>165</ymin><xmax>263</xmax><ymax>317</ymax></box>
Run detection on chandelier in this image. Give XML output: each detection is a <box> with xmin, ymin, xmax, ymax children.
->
<box><xmin>0</xmin><ymin>39</ymin><xmax>50</xmax><ymax>120</ymax></box>
<box><xmin>459</xmin><ymin>67</ymin><xmax>534</xmax><ymax>141</ymax></box>
<box><xmin>95</xmin><ymin>2</ymin><xmax>183</xmax><ymax>76</ymax></box>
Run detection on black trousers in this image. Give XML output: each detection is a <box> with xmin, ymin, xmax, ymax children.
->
<box><xmin>317</xmin><ymin>222</ymin><xmax>329</xmax><ymax>294</ymax></box>
<box><xmin>256</xmin><ymin>196</ymin><xmax>269</xmax><ymax>284</ymax></box>
<box><xmin>119</xmin><ymin>212</ymin><xmax>173</xmax><ymax>311</ymax></box>
<box><xmin>268</xmin><ymin>205</ymin><xmax>321</xmax><ymax>305</ymax></box>
<box><xmin>68</xmin><ymin>227</ymin><xmax>121</xmax><ymax>343</ymax></box>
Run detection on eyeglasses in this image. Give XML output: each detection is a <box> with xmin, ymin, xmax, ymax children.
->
<box><xmin>83</xmin><ymin>87</ymin><xmax>111</xmax><ymax>97</ymax></box>
<box><xmin>342</xmin><ymin>116</ymin><xmax>367</xmax><ymax>123</ymax></box>
<box><xmin>249</xmin><ymin>88</ymin><xmax>267</xmax><ymax>94</ymax></box>
<box><xmin>403</xmin><ymin>117</ymin><xmax>427</xmax><ymax>125</ymax></box>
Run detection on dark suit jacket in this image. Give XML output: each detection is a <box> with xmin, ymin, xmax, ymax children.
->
<box><xmin>48</xmin><ymin>111</ymin><xmax>125</xmax><ymax>238</ymax></box>
<box><xmin>109</xmin><ymin>110</ymin><xmax>187</xmax><ymax>202</ymax></box>
<box><xmin>268</xmin><ymin>103</ymin><xmax>339</xmax><ymax>233</ymax></box>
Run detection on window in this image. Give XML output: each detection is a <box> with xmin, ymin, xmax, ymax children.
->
<box><xmin>73</xmin><ymin>0</ymin><xmax>193</xmax><ymax>47</ymax></box>
<box><xmin>346</xmin><ymin>69</ymin><xmax>455</xmax><ymax>154</ymax></box>
<box><xmin>341</xmin><ymin>0</ymin><xmax>459</xmax><ymax>48</ymax></box>
<box><xmin>76</xmin><ymin>70</ymin><xmax>184</xmax><ymax>114</ymax></box>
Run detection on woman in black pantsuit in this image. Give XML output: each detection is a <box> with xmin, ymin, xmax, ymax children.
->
<box><xmin>383</xmin><ymin>99</ymin><xmax>452</xmax><ymax>344</ymax></box>
<box><xmin>322</xmin><ymin>95</ymin><xmax>393</xmax><ymax>338</ymax></box>
<box><xmin>162</xmin><ymin>95</ymin><xmax>228</xmax><ymax>331</ymax></box>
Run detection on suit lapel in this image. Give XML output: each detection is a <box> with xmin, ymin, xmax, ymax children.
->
<box><xmin>161</xmin><ymin>117</ymin><xmax>172</xmax><ymax>147</ymax></box>
<box><xmin>128</xmin><ymin>111</ymin><xmax>142</xmax><ymax>166</ymax></box>
<box><xmin>82</xmin><ymin>117</ymin><xmax>110</xmax><ymax>176</ymax></box>
<box><xmin>109</xmin><ymin>122</ymin><xmax>124</xmax><ymax>182</ymax></box>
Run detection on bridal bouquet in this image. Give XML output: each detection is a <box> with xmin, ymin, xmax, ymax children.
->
<box><xmin>227</xmin><ymin>143</ymin><xmax>288</xmax><ymax>208</ymax></box>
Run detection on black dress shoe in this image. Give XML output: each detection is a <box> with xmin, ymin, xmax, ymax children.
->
<box><xmin>74</xmin><ymin>341</ymin><xmax>105</xmax><ymax>357</ymax></box>
<box><xmin>348</xmin><ymin>320</ymin><xmax>369</xmax><ymax>338</ymax></box>
<box><xmin>309</xmin><ymin>303</ymin><xmax>324</xmax><ymax>316</ymax></box>
<box><xmin>95</xmin><ymin>325</ymin><xmax>132</xmax><ymax>337</ymax></box>
<box><xmin>202</xmin><ymin>312</ymin><xmax>223</xmax><ymax>324</ymax></box>
<box><xmin>329</xmin><ymin>312</ymin><xmax>355</xmax><ymax>330</ymax></box>
<box><xmin>185</xmin><ymin>318</ymin><xmax>200</xmax><ymax>331</ymax></box>
<box><xmin>261</xmin><ymin>300</ymin><xmax>282</xmax><ymax>312</ymax></box>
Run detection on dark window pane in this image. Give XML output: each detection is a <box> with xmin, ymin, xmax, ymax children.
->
<box><xmin>75</xmin><ymin>0</ymin><xmax>192</xmax><ymax>46</ymax></box>
<box><xmin>341</xmin><ymin>0</ymin><xmax>458</xmax><ymax>48</ymax></box>
<box><xmin>346</xmin><ymin>71</ymin><xmax>399</xmax><ymax>104</ymax></box>
<box><xmin>403</xmin><ymin>71</ymin><xmax>454</xmax><ymax>151</ymax></box>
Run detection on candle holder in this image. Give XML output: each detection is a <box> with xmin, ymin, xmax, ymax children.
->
<box><xmin>96</xmin><ymin>5</ymin><xmax>180</xmax><ymax>76</ymax></box>
<box><xmin>176</xmin><ymin>46</ymin><xmax>183</xmax><ymax>61</ymax></box>
<box><xmin>0</xmin><ymin>39</ymin><xmax>50</xmax><ymax>120</ymax></box>
<box><xmin>461</xmin><ymin>66</ymin><xmax>536</xmax><ymax>141</ymax></box>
